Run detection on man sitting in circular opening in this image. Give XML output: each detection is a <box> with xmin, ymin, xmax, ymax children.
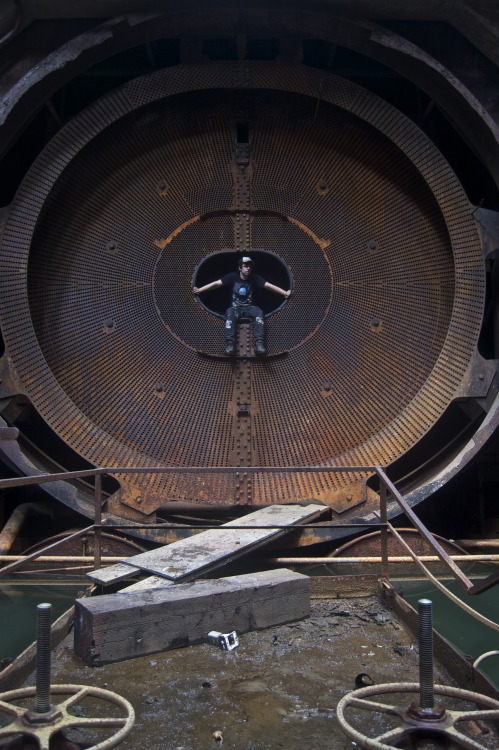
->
<box><xmin>193</xmin><ymin>256</ymin><xmax>291</xmax><ymax>355</ymax></box>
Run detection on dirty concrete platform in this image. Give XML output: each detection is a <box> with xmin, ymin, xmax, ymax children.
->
<box><xmin>26</xmin><ymin>593</ymin><xmax>492</xmax><ymax>750</ymax></box>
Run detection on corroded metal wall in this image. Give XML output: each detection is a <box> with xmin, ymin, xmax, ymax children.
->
<box><xmin>0</xmin><ymin>63</ymin><xmax>486</xmax><ymax>516</ymax></box>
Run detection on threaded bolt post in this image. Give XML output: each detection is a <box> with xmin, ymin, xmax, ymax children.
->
<box><xmin>35</xmin><ymin>603</ymin><xmax>52</xmax><ymax>714</ymax></box>
<box><xmin>418</xmin><ymin>598</ymin><xmax>434</xmax><ymax>711</ymax></box>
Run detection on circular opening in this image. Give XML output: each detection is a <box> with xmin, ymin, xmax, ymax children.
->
<box><xmin>194</xmin><ymin>250</ymin><xmax>292</xmax><ymax>317</ymax></box>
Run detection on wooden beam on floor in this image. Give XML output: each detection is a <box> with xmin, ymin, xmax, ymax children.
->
<box><xmin>75</xmin><ymin>568</ymin><xmax>310</xmax><ymax>665</ymax></box>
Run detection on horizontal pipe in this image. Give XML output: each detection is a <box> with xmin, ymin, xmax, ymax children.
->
<box><xmin>0</xmin><ymin>525</ymin><xmax>95</xmax><ymax>576</ymax></box>
<box><xmin>2</xmin><ymin>553</ymin><xmax>498</xmax><ymax>565</ymax></box>
<box><xmin>267</xmin><ymin>555</ymin><xmax>499</xmax><ymax>564</ymax></box>
<box><xmin>456</xmin><ymin>539</ymin><xmax>499</xmax><ymax>549</ymax></box>
<box><xmin>0</xmin><ymin>555</ymin><xmax>125</xmax><ymax>563</ymax></box>
<box><xmin>0</xmin><ymin>503</ymin><xmax>51</xmax><ymax>554</ymax></box>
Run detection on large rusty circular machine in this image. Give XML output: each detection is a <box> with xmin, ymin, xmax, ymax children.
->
<box><xmin>0</xmin><ymin>9</ymin><xmax>498</xmax><ymax>552</ymax></box>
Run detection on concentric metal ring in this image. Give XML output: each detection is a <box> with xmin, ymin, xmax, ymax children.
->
<box><xmin>0</xmin><ymin>63</ymin><xmax>484</xmax><ymax>510</ymax></box>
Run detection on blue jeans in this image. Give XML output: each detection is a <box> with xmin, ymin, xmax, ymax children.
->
<box><xmin>225</xmin><ymin>305</ymin><xmax>265</xmax><ymax>346</ymax></box>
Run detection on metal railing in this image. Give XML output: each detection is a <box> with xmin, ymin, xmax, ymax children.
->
<box><xmin>0</xmin><ymin>464</ymin><xmax>498</xmax><ymax>597</ymax></box>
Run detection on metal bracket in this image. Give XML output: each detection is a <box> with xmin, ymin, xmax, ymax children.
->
<box><xmin>453</xmin><ymin>349</ymin><xmax>497</xmax><ymax>401</ymax></box>
<box><xmin>473</xmin><ymin>206</ymin><xmax>499</xmax><ymax>260</ymax></box>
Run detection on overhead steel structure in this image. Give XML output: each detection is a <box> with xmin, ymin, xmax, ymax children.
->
<box><xmin>0</xmin><ymin>1</ymin><xmax>498</xmax><ymax>536</ymax></box>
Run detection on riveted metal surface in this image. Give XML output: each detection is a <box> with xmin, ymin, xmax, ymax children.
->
<box><xmin>0</xmin><ymin>63</ymin><xmax>485</xmax><ymax>514</ymax></box>
<box><xmin>229</xmin><ymin>325</ymin><xmax>254</xmax><ymax>504</ymax></box>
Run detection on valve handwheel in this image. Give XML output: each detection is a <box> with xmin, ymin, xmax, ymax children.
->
<box><xmin>0</xmin><ymin>684</ymin><xmax>135</xmax><ymax>750</ymax></box>
<box><xmin>336</xmin><ymin>682</ymin><xmax>499</xmax><ymax>750</ymax></box>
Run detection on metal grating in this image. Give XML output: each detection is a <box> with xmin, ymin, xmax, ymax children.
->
<box><xmin>0</xmin><ymin>64</ymin><xmax>485</xmax><ymax>512</ymax></box>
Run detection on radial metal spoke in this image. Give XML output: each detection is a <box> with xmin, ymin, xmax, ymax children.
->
<box><xmin>450</xmin><ymin>708</ymin><xmax>499</xmax><ymax>723</ymax></box>
<box><xmin>58</xmin><ymin>686</ymin><xmax>90</xmax><ymax>710</ymax></box>
<box><xmin>0</xmin><ymin>700</ymin><xmax>26</xmax><ymax>717</ymax></box>
<box><xmin>347</xmin><ymin>696</ymin><xmax>404</xmax><ymax>716</ymax></box>
<box><xmin>69</xmin><ymin>716</ymin><xmax>128</xmax><ymax>728</ymax></box>
<box><xmin>375</xmin><ymin>725</ymin><xmax>411</xmax><ymax>744</ymax></box>
<box><xmin>444</xmin><ymin>726</ymin><xmax>494</xmax><ymax>750</ymax></box>
<box><xmin>0</xmin><ymin>725</ymin><xmax>24</xmax><ymax>737</ymax></box>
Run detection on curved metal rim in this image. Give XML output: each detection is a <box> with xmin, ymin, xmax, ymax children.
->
<box><xmin>336</xmin><ymin>682</ymin><xmax>499</xmax><ymax>750</ymax></box>
<box><xmin>0</xmin><ymin>63</ymin><xmax>484</xmax><ymax>477</ymax></box>
<box><xmin>0</xmin><ymin>684</ymin><xmax>135</xmax><ymax>750</ymax></box>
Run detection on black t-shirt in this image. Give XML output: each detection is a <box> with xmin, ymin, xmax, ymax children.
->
<box><xmin>221</xmin><ymin>272</ymin><xmax>266</xmax><ymax>308</ymax></box>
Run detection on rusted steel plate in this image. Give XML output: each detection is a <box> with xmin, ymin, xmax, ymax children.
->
<box><xmin>0</xmin><ymin>64</ymin><xmax>485</xmax><ymax>515</ymax></box>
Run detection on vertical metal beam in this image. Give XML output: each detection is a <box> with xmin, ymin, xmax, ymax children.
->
<box><xmin>94</xmin><ymin>473</ymin><xmax>102</xmax><ymax>571</ymax></box>
<box><xmin>229</xmin><ymin>325</ymin><xmax>255</xmax><ymax>504</ymax></box>
<box><xmin>379</xmin><ymin>479</ymin><xmax>389</xmax><ymax>581</ymax></box>
<box><xmin>228</xmin><ymin>92</ymin><xmax>255</xmax><ymax>503</ymax></box>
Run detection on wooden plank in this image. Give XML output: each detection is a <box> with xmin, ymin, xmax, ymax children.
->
<box><xmin>120</xmin><ymin>575</ymin><xmax>173</xmax><ymax>593</ymax></box>
<box><xmin>87</xmin><ymin>562</ymin><xmax>138</xmax><ymax>585</ymax></box>
<box><xmin>118</xmin><ymin>504</ymin><xmax>325</xmax><ymax>579</ymax></box>
<box><xmin>88</xmin><ymin>503</ymin><xmax>326</xmax><ymax>586</ymax></box>
<box><xmin>75</xmin><ymin>568</ymin><xmax>310</xmax><ymax>665</ymax></box>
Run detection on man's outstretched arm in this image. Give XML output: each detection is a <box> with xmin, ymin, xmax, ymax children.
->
<box><xmin>264</xmin><ymin>282</ymin><xmax>292</xmax><ymax>298</ymax></box>
<box><xmin>193</xmin><ymin>279</ymin><xmax>223</xmax><ymax>294</ymax></box>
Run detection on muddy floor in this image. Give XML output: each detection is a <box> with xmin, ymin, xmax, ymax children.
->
<box><xmin>13</xmin><ymin>593</ymin><xmax>496</xmax><ymax>750</ymax></box>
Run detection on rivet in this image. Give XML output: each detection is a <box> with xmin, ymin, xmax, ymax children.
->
<box><xmin>103</xmin><ymin>319</ymin><xmax>116</xmax><ymax>333</ymax></box>
<box><xmin>106</xmin><ymin>241</ymin><xmax>118</xmax><ymax>254</ymax></box>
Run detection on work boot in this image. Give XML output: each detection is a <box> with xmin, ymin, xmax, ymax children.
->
<box><xmin>225</xmin><ymin>343</ymin><xmax>235</xmax><ymax>356</ymax></box>
<box><xmin>255</xmin><ymin>342</ymin><xmax>266</xmax><ymax>355</ymax></box>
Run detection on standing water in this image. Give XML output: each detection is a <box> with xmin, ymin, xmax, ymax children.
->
<box><xmin>0</xmin><ymin>580</ymin><xmax>85</xmax><ymax>663</ymax></box>
<box><xmin>400</xmin><ymin>573</ymin><xmax>499</xmax><ymax>689</ymax></box>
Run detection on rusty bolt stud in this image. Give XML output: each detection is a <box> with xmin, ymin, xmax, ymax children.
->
<box><xmin>103</xmin><ymin>319</ymin><xmax>116</xmax><ymax>333</ymax></box>
<box><xmin>316</xmin><ymin>179</ymin><xmax>329</xmax><ymax>195</ymax></box>
<box><xmin>106</xmin><ymin>241</ymin><xmax>119</xmax><ymax>254</ymax></box>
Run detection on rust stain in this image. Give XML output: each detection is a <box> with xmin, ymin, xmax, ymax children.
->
<box><xmin>153</xmin><ymin>215</ymin><xmax>200</xmax><ymax>249</ymax></box>
<box><xmin>287</xmin><ymin>215</ymin><xmax>331</xmax><ymax>250</ymax></box>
